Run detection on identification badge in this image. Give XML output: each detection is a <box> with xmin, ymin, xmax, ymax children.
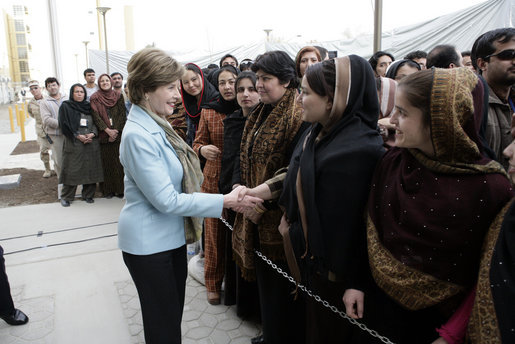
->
<box><xmin>109</xmin><ymin>118</ymin><xmax>113</xmax><ymax>126</ymax></box>
<box><xmin>80</xmin><ymin>118</ymin><xmax>88</xmax><ymax>127</ymax></box>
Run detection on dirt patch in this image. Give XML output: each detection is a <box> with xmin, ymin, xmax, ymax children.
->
<box><xmin>0</xmin><ymin>168</ymin><xmax>58</xmax><ymax>208</ymax></box>
<box><xmin>10</xmin><ymin>140</ymin><xmax>40</xmax><ymax>155</ymax></box>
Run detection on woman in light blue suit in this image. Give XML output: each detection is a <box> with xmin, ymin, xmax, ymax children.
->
<box><xmin>119</xmin><ymin>48</ymin><xmax>261</xmax><ymax>343</ymax></box>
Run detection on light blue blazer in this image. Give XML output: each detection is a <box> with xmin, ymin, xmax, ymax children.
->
<box><xmin>118</xmin><ymin>105</ymin><xmax>223</xmax><ymax>255</ymax></box>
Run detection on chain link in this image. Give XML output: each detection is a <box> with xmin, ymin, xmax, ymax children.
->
<box><xmin>219</xmin><ymin>217</ymin><xmax>396</xmax><ymax>344</ymax></box>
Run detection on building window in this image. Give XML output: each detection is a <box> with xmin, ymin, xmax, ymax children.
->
<box><xmin>19</xmin><ymin>61</ymin><xmax>29</xmax><ymax>73</ymax></box>
<box><xmin>16</xmin><ymin>34</ymin><xmax>26</xmax><ymax>45</ymax></box>
<box><xmin>18</xmin><ymin>47</ymin><xmax>27</xmax><ymax>59</ymax></box>
<box><xmin>14</xmin><ymin>20</ymin><xmax>25</xmax><ymax>32</ymax></box>
<box><xmin>13</xmin><ymin>5</ymin><xmax>24</xmax><ymax>16</ymax></box>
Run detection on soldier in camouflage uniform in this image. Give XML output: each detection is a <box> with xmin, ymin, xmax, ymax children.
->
<box><xmin>27</xmin><ymin>80</ymin><xmax>53</xmax><ymax>178</ymax></box>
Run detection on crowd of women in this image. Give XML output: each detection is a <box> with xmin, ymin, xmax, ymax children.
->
<box><xmin>57</xmin><ymin>74</ymin><xmax>126</xmax><ymax>206</ymax></box>
<box><xmin>108</xmin><ymin>32</ymin><xmax>514</xmax><ymax>344</ymax></box>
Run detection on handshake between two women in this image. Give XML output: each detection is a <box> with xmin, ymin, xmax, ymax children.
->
<box><xmin>223</xmin><ymin>184</ymin><xmax>272</xmax><ymax>224</ymax></box>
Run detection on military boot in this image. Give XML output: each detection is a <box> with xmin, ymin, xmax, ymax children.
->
<box><xmin>43</xmin><ymin>162</ymin><xmax>52</xmax><ymax>178</ymax></box>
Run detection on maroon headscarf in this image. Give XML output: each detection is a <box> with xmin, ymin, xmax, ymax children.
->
<box><xmin>90</xmin><ymin>73</ymin><xmax>121</xmax><ymax>127</ymax></box>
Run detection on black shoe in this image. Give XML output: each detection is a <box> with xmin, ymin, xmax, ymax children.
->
<box><xmin>251</xmin><ymin>335</ymin><xmax>265</xmax><ymax>344</ymax></box>
<box><xmin>85</xmin><ymin>198</ymin><xmax>94</xmax><ymax>204</ymax></box>
<box><xmin>105</xmin><ymin>193</ymin><xmax>114</xmax><ymax>199</ymax></box>
<box><xmin>60</xmin><ymin>199</ymin><xmax>70</xmax><ymax>207</ymax></box>
<box><xmin>116</xmin><ymin>193</ymin><xmax>124</xmax><ymax>199</ymax></box>
<box><xmin>0</xmin><ymin>309</ymin><xmax>29</xmax><ymax>325</ymax></box>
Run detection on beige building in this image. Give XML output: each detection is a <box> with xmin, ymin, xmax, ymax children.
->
<box><xmin>3</xmin><ymin>4</ymin><xmax>31</xmax><ymax>89</ymax></box>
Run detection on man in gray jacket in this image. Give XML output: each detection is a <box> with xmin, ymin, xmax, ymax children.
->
<box><xmin>40</xmin><ymin>77</ymin><xmax>66</xmax><ymax>180</ymax></box>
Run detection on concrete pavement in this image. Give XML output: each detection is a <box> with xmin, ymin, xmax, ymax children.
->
<box><xmin>0</xmin><ymin>107</ymin><xmax>261</xmax><ymax>343</ymax></box>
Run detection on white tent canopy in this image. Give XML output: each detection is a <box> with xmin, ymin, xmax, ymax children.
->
<box><xmin>90</xmin><ymin>0</ymin><xmax>514</xmax><ymax>77</ymax></box>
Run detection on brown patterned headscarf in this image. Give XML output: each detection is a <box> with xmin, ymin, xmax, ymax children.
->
<box><xmin>409</xmin><ymin>67</ymin><xmax>506</xmax><ymax>175</ymax></box>
<box><xmin>367</xmin><ymin>67</ymin><xmax>513</xmax><ymax>311</ymax></box>
<box><xmin>90</xmin><ymin>74</ymin><xmax>121</xmax><ymax>128</ymax></box>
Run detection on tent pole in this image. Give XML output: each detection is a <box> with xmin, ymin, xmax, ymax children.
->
<box><xmin>373</xmin><ymin>0</ymin><xmax>383</xmax><ymax>53</ymax></box>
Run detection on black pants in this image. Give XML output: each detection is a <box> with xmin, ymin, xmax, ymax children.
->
<box><xmin>123</xmin><ymin>246</ymin><xmax>187</xmax><ymax>344</ymax></box>
<box><xmin>254</xmin><ymin>253</ymin><xmax>306</xmax><ymax>344</ymax></box>
<box><xmin>61</xmin><ymin>183</ymin><xmax>96</xmax><ymax>201</ymax></box>
<box><xmin>0</xmin><ymin>246</ymin><xmax>15</xmax><ymax>316</ymax></box>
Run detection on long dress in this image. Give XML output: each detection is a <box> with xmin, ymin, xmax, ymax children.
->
<box><xmin>60</xmin><ymin>111</ymin><xmax>103</xmax><ymax>187</ymax></box>
<box><xmin>280</xmin><ymin>56</ymin><xmax>385</xmax><ymax>344</ymax></box>
<box><xmin>92</xmin><ymin>96</ymin><xmax>126</xmax><ymax>196</ymax></box>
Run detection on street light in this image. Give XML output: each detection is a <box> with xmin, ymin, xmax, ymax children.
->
<box><xmin>82</xmin><ymin>40</ymin><xmax>90</xmax><ymax>68</ymax></box>
<box><xmin>263</xmin><ymin>29</ymin><xmax>272</xmax><ymax>42</ymax></box>
<box><xmin>96</xmin><ymin>6</ymin><xmax>111</xmax><ymax>74</ymax></box>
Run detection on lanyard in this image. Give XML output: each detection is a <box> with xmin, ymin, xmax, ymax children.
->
<box><xmin>508</xmin><ymin>97</ymin><xmax>515</xmax><ymax>113</ymax></box>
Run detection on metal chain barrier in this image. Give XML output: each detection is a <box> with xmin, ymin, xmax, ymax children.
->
<box><xmin>219</xmin><ymin>217</ymin><xmax>396</xmax><ymax>344</ymax></box>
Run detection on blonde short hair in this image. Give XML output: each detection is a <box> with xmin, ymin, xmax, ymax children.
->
<box><xmin>127</xmin><ymin>48</ymin><xmax>185</xmax><ymax>105</ymax></box>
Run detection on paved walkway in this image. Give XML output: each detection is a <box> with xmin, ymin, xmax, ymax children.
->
<box><xmin>0</xmin><ymin>115</ymin><xmax>261</xmax><ymax>343</ymax></box>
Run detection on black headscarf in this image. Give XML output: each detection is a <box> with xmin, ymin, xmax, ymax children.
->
<box><xmin>203</xmin><ymin>65</ymin><xmax>240</xmax><ymax>115</ymax></box>
<box><xmin>180</xmin><ymin>63</ymin><xmax>220</xmax><ymax>145</ymax></box>
<box><xmin>279</xmin><ymin>55</ymin><xmax>385</xmax><ymax>289</ymax></box>
<box><xmin>58</xmin><ymin>83</ymin><xmax>91</xmax><ymax>139</ymax></box>
<box><xmin>180</xmin><ymin>63</ymin><xmax>219</xmax><ymax>118</ymax></box>
<box><xmin>385</xmin><ymin>59</ymin><xmax>421</xmax><ymax>80</ymax></box>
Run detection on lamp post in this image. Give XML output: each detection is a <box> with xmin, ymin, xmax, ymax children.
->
<box><xmin>74</xmin><ymin>53</ymin><xmax>79</xmax><ymax>81</ymax></box>
<box><xmin>96</xmin><ymin>6</ymin><xmax>111</xmax><ymax>74</ymax></box>
<box><xmin>263</xmin><ymin>29</ymin><xmax>272</xmax><ymax>42</ymax></box>
<box><xmin>373</xmin><ymin>0</ymin><xmax>383</xmax><ymax>52</ymax></box>
<box><xmin>82</xmin><ymin>40</ymin><xmax>90</xmax><ymax>68</ymax></box>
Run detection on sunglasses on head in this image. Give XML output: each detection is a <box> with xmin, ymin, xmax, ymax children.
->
<box><xmin>484</xmin><ymin>49</ymin><xmax>515</xmax><ymax>61</ymax></box>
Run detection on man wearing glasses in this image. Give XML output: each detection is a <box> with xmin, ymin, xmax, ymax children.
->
<box><xmin>472</xmin><ymin>28</ymin><xmax>515</xmax><ymax>170</ymax></box>
<box><xmin>27</xmin><ymin>80</ymin><xmax>53</xmax><ymax>178</ymax></box>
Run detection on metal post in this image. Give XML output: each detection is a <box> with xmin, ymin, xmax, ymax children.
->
<box><xmin>83</xmin><ymin>41</ymin><xmax>90</xmax><ymax>67</ymax></box>
<box><xmin>20</xmin><ymin>110</ymin><xmax>26</xmax><ymax>142</ymax></box>
<box><xmin>373</xmin><ymin>0</ymin><xmax>383</xmax><ymax>53</ymax></box>
<box><xmin>15</xmin><ymin>104</ymin><xmax>20</xmax><ymax>126</ymax></box>
<box><xmin>47</xmin><ymin>0</ymin><xmax>63</xmax><ymax>83</ymax></box>
<box><xmin>9</xmin><ymin>106</ymin><xmax>15</xmax><ymax>132</ymax></box>
<box><xmin>264</xmin><ymin>29</ymin><xmax>272</xmax><ymax>42</ymax></box>
<box><xmin>102</xmin><ymin>12</ymin><xmax>109</xmax><ymax>74</ymax></box>
<box><xmin>97</xmin><ymin>7</ymin><xmax>111</xmax><ymax>74</ymax></box>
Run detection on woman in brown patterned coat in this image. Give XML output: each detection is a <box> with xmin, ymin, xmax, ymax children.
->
<box><xmin>232</xmin><ymin>51</ymin><xmax>309</xmax><ymax>344</ymax></box>
<box><xmin>193</xmin><ymin>65</ymin><xmax>239</xmax><ymax>305</ymax></box>
<box><xmin>91</xmin><ymin>74</ymin><xmax>127</xmax><ymax>198</ymax></box>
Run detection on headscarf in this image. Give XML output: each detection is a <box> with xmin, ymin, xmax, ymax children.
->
<box><xmin>90</xmin><ymin>74</ymin><xmax>121</xmax><ymax>128</ymax></box>
<box><xmin>279</xmin><ymin>56</ymin><xmax>384</xmax><ymax>286</ymax></box>
<box><xmin>140</xmin><ymin>105</ymin><xmax>205</xmax><ymax>243</ymax></box>
<box><xmin>59</xmin><ymin>83</ymin><xmax>91</xmax><ymax>139</ymax></box>
<box><xmin>385</xmin><ymin>59</ymin><xmax>421</xmax><ymax>80</ymax></box>
<box><xmin>180</xmin><ymin>63</ymin><xmax>220</xmax><ymax>145</ymax></box>
<box><xmin>367</xmin><ymin>67</ymin><xmax>513</xmax><ymax>311</ymax></box>
<box><xmin>409</xmin><ymin>68</ymin><xmax>505</xmax><ymax>174</ymax></box>
<box><xmin>203</xmin><ymin>65</ymin><xmax>240</xmax><ymax>115</ymax></box>
<box><xmin>180</xmin><ymin>63</ymin><xmax>219</xmax><ymax>119</ymax></box>
<box><xmin>376</xmin><ymin>76</ymin><xmax>397</xmax><ymax>119</ymax></box>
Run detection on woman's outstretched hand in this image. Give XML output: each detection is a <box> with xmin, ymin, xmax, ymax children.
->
<box><xmin>223</xmin><ymin>185</ymin><xmax>263</xmax><ymax>211</ymax></box>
